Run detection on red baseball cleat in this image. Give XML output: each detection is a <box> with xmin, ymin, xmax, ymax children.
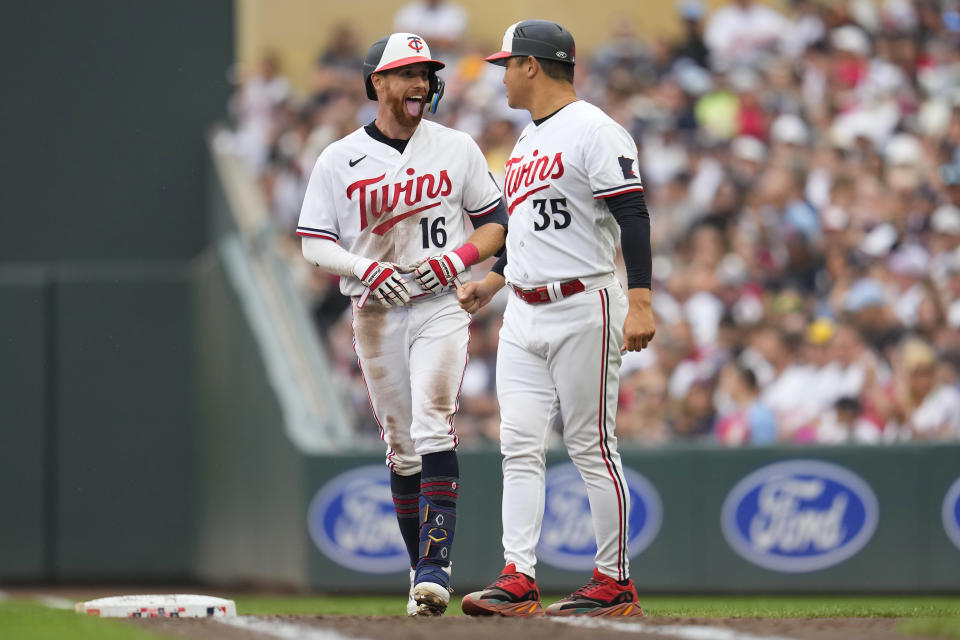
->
<box><xmin>461</xmin><ymin>563</ymin><xmax>545</xmax><ymax>617</ymax></box>
<box><xmin>545</xmin><ymin>568</ymin><xmax>644</xmax><ymax>617</ymax></box>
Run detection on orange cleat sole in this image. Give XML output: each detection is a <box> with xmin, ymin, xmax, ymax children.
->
<box><xmin>546</xmin><ymin>602</ymin><xmax>644</xmax><ymax>617</ymax></box>
<box><xmin>461</xmin><ymin>593</ymin><xmax>545</xmax><ymax>617</ymax></box>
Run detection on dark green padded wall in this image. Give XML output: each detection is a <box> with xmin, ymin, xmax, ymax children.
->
<box><xmin>0</xmin><ymin>272</ymin><xmax>48</xmax><ymax>578</ymax></box>
<box><xmin>193</xmin><ymin>251</ymin><xmax>308</xmax><ymax>587</ymax></box>
<box><xmin>55</xmin><ymin>267</ymin><xmax>196</xmax><ymax>580</ymax></box>
<box><xmin>0</xmin><ymin>0</ymin><xmax>232</xmax><ymax>581</ymax></box>
<box><xmin>0</xmin><ymin>0</ymin><xmax>233</xmax><ymax>260</ymax></box>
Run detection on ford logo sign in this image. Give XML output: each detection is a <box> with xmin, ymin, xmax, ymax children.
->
<box><xmin>537</xmin><ymin>463</ymin><xmax>662</xmax><ymax>571</ymax></box>
<box><xmin>307</xmin><ymin>465</ymin><xmax>409</xmax><ymax>573</ymax></box>
<box><xmin>942</xmin><ymin>476</ymin><xmax>960</xmax><ymax>552</ymax></box>
<box><xmin>721</xmin><ymin>460</ymin><xmax>878</xmax><ymax>573</ymax></box>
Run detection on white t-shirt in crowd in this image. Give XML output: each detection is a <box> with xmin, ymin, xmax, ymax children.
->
<box><xmin>393</xmin><ymin>1</ymin><xmax>467</xmax><ymax>42</ymax></box>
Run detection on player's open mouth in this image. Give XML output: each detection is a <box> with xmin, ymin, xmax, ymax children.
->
<box><xmin>405</xmin><ymin>96</ymin><xmax>424</xmax><ymax>117</ymax></box>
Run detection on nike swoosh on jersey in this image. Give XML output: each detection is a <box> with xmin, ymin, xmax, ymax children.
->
<box><xmin>349</xmin><ymin>155</ymin><xmax>367</xmax><ymax>167</ymax></box>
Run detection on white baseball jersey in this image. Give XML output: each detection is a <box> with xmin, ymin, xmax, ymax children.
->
<box><xmin>502</xmin><ymin>100</ymin><xmax>642</xmax><ymax>287</ymax></box>
<box><xmin>297</xmin><ymin>119</ymin><xmax>502</xmax><ymax>296</ymax></box>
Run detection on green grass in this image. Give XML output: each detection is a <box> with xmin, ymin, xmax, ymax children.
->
<box><xmin>629</xmin><ymin>595</ymin><xmax>960</xmax><ymax>618</ymax></box>
<box><xmin>0</xmin><ymin>600</ymin><xmax>168</xmax><ymax>640</ymax></box>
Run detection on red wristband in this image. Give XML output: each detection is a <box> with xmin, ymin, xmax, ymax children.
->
<box><xmin>453</xmin><ymin>243</ymin><xmax>480</xmax><ymax>268</ymax></box>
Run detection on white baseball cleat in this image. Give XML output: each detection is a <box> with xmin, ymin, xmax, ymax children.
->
<box><xmin>406</xmin><ymin>568</ymin><xmax>418</xmax><ymax>616</ymax></box>
<box><xmin>410</xmin><ymin>564</ymin><xmax>452</xmax><ymax>617</ymax></box>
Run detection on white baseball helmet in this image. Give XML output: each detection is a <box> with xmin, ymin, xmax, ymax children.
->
<box><xmin>362</xmin><ymin>33</ymin><xmax>445</xmax><ymax>102</ymax></box>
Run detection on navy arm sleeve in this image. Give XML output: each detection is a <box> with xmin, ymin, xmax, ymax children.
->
<box><xmin>470</xmin><ymin>198</ymin><xmax>508</xmax><ymax>229</ymax></box>
<box><xmin>605</xmin><ymin>190</ymin><xmax>651</xmax><ymax>289</ymax></box>
<box><xmin>491</xmin><ymin>250</ymin><xmax>508</xmax><ymax>277</ymax></box>
<box><xmin>470</xmin><ymin>198</ymin><xmax>508</xmax><ymax>257</ymax></box>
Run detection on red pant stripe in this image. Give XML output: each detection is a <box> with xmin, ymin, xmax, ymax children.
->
<box><xmin>596</xmin><ymin>289</ymin><xmax>627</xmax><ymax>580</ymax></box>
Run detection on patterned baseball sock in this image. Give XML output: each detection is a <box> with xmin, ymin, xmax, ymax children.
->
<box><xmin>390</xmin><ymin>470</ymin><xmax>421</xmax><ymax>569</ymax></box>
<box><xmin>417</xmin><ymin>451</ymin><xmax>459</xmax><ymax>570</ymax></box>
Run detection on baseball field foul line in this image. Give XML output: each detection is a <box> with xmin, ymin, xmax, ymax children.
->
<box><xmin>552</xmin><ymin>616</ymin><xmax>797</xmax><ymax>640</ymax></box>
<box><xmin>2</xmin><ymin>591</ymin><xmax>75</xmax><ymax>609</ymax></box>
<box><xmin>35</xmin><ymin>595</ymin><xmax>75</xmax><ymax>610</ymax></box>
<box><xmin>216</xmin><ymin>616</ymin><xmax>369</xmax><ymax>640</ymax></box>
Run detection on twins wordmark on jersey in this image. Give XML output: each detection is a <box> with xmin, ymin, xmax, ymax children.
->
<box><xmin>503</xmin><ymin>149</ymin><xmax>564</xmax><ymax>215</ymax></box>
<box><xmin>502</xmin><ymin>101</ymin><xmax>643</xmax><ymax>288</ymax></box>
<box><xmin>297</xmin><ymin>119</ymin><xmax>502</xmax><ymax>297</ymax></box>
<box><xmin>348</xmin><ymin>167</ymin><xmax>453</xmax><ymax>235</ymax></box>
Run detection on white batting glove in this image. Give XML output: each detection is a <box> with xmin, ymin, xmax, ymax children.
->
<box><xmin>412</xmin><ymin>252</ymin><xmax>466</xmax><ymax>292</ymax></box>
<box><xmin>354</xmin><ymin>259</ymin><xmax>411</xmax><ymax>309</ymax></box>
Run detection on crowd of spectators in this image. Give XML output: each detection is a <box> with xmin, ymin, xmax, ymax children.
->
<box><xmin>224</xmin><ymin>0</ymin><xmax>960</xmax><ymax>447</ymax></box>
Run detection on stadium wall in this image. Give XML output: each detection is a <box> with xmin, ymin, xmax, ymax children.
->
<box><xmin>0</xmin><ymin>0</ymin><xmax>233</xmax><ymax>582</ymax></box>
<box><xmin>0</xmin><ymin>270</ymin><xmax>47</xmax><ymax>579</ymax></box>
<box><xmin>0</xmin><ymin>265</ymin><xmax>199</xmax><ymax>582</ymax></box>
<box><xmin>192</xmin><ymin>153</ymin><xmax>309</xmax><ymax>588</ymax></box>
<box><xmin>302</xmin><ymin>445</ymin><xmax>960</xmax><ymax>593</ymax></box>
<box><xmin>1</xmin><ymin>1</ymin><xmax>233</xmax><ymax>262</ymax></box>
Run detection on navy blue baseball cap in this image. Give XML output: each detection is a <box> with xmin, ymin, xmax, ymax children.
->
<box><xmin>486</xmin><ymin>20</ymin><xmax>575</xmax><ymax>66</ymax></box>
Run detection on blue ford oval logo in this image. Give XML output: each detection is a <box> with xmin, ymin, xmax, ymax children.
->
<box><xmin>307</xmin><ymin>465</ymin><xmax>409</xmax><ymax>573</ymax></box>
<box><xmin>537</xmin><ymin>463</ymin><xmax>662</xmax><ymax>571</ymax></box>
<box><xmin>943</xmin><ymin>476</ymin><xmax>960</xmax><ymax>552</ymax></box>
<box><xmin>721</xmin><ymin>460</ymin><xmax>878</xmax><ymax>572</ymax></box>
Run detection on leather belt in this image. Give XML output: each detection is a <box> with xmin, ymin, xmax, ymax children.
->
<box><xmin>510</xmin><ymin>279</ymin><xmax>585</xmax><ymax>304</ymax></box>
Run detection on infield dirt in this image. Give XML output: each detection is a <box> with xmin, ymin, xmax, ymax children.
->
<box><xmin>137</xmin><ymin>614</ymin><xmax>928</xmax><ymax>640</ymax></box>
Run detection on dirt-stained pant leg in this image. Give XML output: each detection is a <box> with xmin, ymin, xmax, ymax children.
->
<box><xmin>352</xmin><ymin>300</ymin><xmax>419</xmax><ymax>475</ymax></box>
<box><xmin>496</xmin><ymin>296</ymin><xmax>561</xmax><ymax>579</ymax></box>
<box><xmin>550</xmin><ymin>286</ymin><xmax>630</xmax><ymax>581</ymax></box>
<box><xmin>408</xmin><ymin>294</ymin><xmax>469</xmax><ymax>455</ymax></box>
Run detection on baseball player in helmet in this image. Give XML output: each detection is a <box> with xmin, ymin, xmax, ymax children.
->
<box><xmin>297</xmin><ymin>33</ymin><xmax>508</xmax><ymax>616</ymax></box>
<box><xmin>459</xmin><ymin>20</ymin><xmax>654</xmax><ymax>617</ymax></box>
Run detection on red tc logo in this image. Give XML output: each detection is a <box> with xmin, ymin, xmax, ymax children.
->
<box><xmin>407</xmin><ymin>36</ymin><xmax>424</xmax><ymax>52</ymax></box>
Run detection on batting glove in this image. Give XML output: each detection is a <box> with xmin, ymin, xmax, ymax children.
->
<box><xmin>412</xmin><ymin>252</ymin><xmax>466</xmax><ymax>292</ymax></box>
<box><xmin>354</xmin><ymin>259</ymin><xmax>411</xmax><ymax>308</ymax></box>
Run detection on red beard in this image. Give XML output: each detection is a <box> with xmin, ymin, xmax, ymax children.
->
<box><xmin>386</xmin><ymin>92</ymin><xmax>423</xmax><ymax>128</ymax></box>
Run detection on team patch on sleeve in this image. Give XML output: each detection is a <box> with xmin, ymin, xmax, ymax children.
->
<box><xmin>296</xmin><ymin>226</ymin><xmax>339</xmax><ymax>241</ymax></box>
<box><xmin>618</xmin><ymin>156</ymin><xmax>637</xmax><ymax>179</ymax></box>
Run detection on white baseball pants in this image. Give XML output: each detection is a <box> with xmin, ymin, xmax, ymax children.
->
<box><xmin>352</xmin><ymin>292</ymin><xmax>469</xmax><ymax>475</ymax></box>
<box><xmin>496</xmin><ymin>284</ymin><xmax>631</xmax><ymax>581</ymax></box>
